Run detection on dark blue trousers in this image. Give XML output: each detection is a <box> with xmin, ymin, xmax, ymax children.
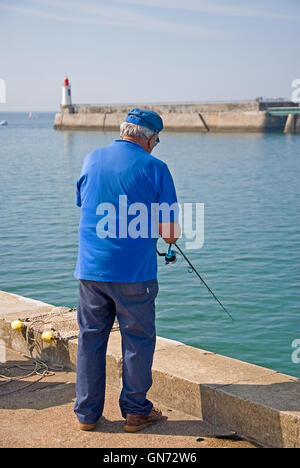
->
<box><xmin>74</xmin><ymin>278</ymin><xmax>159</xmax><ymax>424</ymax></box>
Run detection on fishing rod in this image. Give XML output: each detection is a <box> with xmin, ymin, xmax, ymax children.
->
<box><xmin>156</xmin><ymin>243</ymin><xmax>234</xmax><ymax>322</ymax></box>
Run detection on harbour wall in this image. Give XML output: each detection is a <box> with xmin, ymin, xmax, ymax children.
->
<box><xmin>53</xmin><ymin>101</ymin><xmax>298</xmax><ymax>133</ymax></box>
<box><xmin>1</xmin><ymin>290</ymin><xmax>300</xmax><ymax>448</ymax></box>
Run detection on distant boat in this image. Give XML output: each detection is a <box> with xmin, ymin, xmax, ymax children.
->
<box><xmin>28</xmin><ymin>112</ymin><xmax>32</xmax><ymax>118</ymax></box>
<box><xmin>0</xmin><ymin>120</ymin><xmax>7</xmax><ymax>126</ymax></box>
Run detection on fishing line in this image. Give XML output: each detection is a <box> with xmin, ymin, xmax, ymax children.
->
<box><xmin>157</xmin><ymin>242</ymin><xmax>234</xmax><ymax>321</ymax></box>
<box><xmin>174</xmin><ymin>243</ymin><xmax>234</xmax><ymax>321</ymax></box>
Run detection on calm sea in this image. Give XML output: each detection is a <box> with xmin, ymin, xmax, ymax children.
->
<box><xmin>1</xmin><ymin>112</ymin><xmax>299</xmax><ymax>377</ymax></box>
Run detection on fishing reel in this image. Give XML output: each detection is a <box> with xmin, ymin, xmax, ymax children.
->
<box><xmin>165</xmin><ymin>244</ymin><xmax>177</xmax><ymax>264</ymax></box>
<box><xmin>156</xmin><ymin>244</ymin><xmax>177</xmax><ymax>265</ymax></box>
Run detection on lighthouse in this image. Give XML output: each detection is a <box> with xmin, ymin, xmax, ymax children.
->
<box><xmin>61</xmin><ymin>77</ymin><xmax>72</xmax><ymax>107</ymax></box>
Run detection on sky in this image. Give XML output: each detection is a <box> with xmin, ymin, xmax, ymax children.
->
<box><xmin>0</xmin><ymin>0</ymin><xmax>299</xmax><ymax>111</ymax></box>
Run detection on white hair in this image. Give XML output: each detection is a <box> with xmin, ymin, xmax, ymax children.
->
<box><xmin>120</xmin><ymin>121</ymin><xmax>155</xmax><ymax>140</ymax></box>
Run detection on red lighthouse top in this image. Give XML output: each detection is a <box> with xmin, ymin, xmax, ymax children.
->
<box><xmin>64</xmin><ymin>77</ymin><xmax>69</xmax><ymax>86</ymax></box>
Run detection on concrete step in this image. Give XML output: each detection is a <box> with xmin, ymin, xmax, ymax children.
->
<box><xmin>1</xmin><ymin>290</ymin><xmax>299</xmax><ymax>448</ymax></box>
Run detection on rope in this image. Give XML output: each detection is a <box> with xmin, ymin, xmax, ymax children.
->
<box><xmin>0</xmin><ymin>356</ymin><xmax>57</xmax><ymax>397</ymax></box>
<box><xmin>0</xmin><ymin>311</ymin><xmax>68</xmax><ymax>397</ymax></box>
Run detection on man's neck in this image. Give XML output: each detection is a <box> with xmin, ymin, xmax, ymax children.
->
<box><xmin>121</xmin><ymin>136</ymin><xmax>151</xmax><ymax>153</ymax></box>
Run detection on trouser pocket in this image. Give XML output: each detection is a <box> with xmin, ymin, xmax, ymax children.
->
<box><xmin>118</xmin><ymin>279</ymin><xmax>159</xmax><ymax>299</ymax></box>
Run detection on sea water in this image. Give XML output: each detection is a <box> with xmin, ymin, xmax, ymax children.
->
<box><xmin>0</xmin><ymin>112</ymin><xmax>299</xmax><ymax>377</ymax></box>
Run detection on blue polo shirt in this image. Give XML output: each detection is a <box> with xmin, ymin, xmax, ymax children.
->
<box><xmin>74</xmin><ymin>139</ymin><xmax>178</xmax><ymax>283</ymax></box>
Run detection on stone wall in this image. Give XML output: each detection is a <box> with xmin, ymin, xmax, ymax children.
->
<box><xmin>54</xmin><ymin>101</ymin><xmax>300</xmax><ymax>132</ymax></box>
<box><xmin>54</xmin><ymin>106</ymin><xmax>288</xmax><ymax>132</ymax></box>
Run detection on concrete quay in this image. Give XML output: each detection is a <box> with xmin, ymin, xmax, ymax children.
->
<box><xmin>0</xmin><ymin>347</ymin><xmax>257</xmax><ymax>448</ymax></box>
<box><xmin>53</xmin><ymin>100</ymin><xmax>299</xmax><ymax>133</ymax></box>
<box><xmin>1</xmin><ymin>290</ymin><xmax>300</xmax><ymax>448</ymax></box>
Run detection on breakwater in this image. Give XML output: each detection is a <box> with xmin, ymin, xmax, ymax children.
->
<box><xmin>54</xmin><ymin>100</ymin><xmax>300</xmax><ymax>133</ymax></box>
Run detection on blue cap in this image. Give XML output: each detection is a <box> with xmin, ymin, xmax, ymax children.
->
<box><xmin>126</xmin><ymin>108</ymin><xmax>163</xmax><ymax>133</ymax></box>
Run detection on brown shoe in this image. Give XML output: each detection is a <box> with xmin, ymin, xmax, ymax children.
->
<box><xmin>124</xmin><ymin>407</ymin><xmax>165</xmax><ymax>433</ymax></box>
<box><xmin>79</xmin><ymin>422</ymin><xmax>97</xmax><ymax>431</ymax></box>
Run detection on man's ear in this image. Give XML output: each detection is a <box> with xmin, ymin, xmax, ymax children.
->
<box><xmin>150</xmin><ymin>134</ymin><xmax>157</xmax><ymax>147</ymax></box>
<box><xmin>147</xmin><ymin>134</ymin><xmax>155</xmax><ymax>151</ymax></box>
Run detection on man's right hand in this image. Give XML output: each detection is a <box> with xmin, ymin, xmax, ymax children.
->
<box><xmin>159</xmin><ymin>222</ymin><xmax>181</xmax><ymax>244</ymax></box>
